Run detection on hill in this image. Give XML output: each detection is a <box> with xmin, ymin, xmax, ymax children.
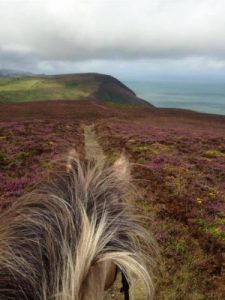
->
<box><xmin>0</xmin><ymin>73</ymin><xmax>153</xmax><ymax>106</ymax></box>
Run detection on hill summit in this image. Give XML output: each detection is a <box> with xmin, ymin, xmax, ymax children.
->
<box><xmin>0</xmin><ymin>72</ymin><xmax>153</xmax><ymax>106</ymax></box>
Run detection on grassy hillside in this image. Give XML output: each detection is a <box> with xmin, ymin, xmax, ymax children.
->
<box><xmin>0</xmin><ymin>73</ymin><xmax>151</xmax><ymax>106</ymax></box>
<box><xmin>0</xmin><ymin>75</ymin><xmax>100</xmax><ymax>103</ymax></box>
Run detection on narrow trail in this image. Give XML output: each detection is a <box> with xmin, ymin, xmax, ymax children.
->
<box><xmin>83</xmin><ymin>124</ymin><xmax>146</xmax><ymax>300</ymax></box>
<box><xmin>83</xmin><ymin>124</ymin><xmax>123</xmax><ymax>300</ymax></box>
<box><xmin>83</xmin><ymin>124</ymin><xmax>105</xmax><ymax>161</ymax></box>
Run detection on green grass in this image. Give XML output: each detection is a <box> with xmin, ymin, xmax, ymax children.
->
<box><xmin>0</xmin><ymin>76</ymin><xmax>100</xmax><ymax>103</ymax></box>
<box><xmin>0</xmin><ymin>78</ymin><xmax>40</xmax><ymax>92</ymax></box>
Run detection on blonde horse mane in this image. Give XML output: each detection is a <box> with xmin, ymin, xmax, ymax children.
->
<box><xmin>0</xmin><ymin>151</ymin><xmax>156</xmax><ymax>299</ymax></box>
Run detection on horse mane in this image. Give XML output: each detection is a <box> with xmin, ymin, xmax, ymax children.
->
<box><xmin>0</xmin><ymin>151</ymin><xmax>156</xmax><ymax>300</ymax></box>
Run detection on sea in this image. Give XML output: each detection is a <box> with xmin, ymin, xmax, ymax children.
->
<box><xmin>125</xmin><ymin>81</ymin><xmax>225</xmax><ymax>116</ymax></box>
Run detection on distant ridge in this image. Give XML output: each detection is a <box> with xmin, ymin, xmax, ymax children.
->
<box><xmin>0</xmin><ymin>72</ymin><xmax>154</xmax><ymax>107</ymax></box>
<box><xmin>0</xmin><ymin>69</ymin><xmax>33</xmax><ymax>77</ymax></box>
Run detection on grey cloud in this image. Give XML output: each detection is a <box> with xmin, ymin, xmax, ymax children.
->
<box><xmin>0</xmin><ymin>0</ymin><xmax>225</xmax><ymax>77</ymax></box>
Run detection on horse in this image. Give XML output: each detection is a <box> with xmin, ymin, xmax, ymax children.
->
<box><xmin>0</xmin><ymin>150</ymin><xmax>156</xmax><ymax>300</ymax></box>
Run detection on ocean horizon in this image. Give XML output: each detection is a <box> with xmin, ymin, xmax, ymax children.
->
<box><xmin>126</xmin><ymin>81</ymin><xmax>225</xmax><ymax>116</ymax></box>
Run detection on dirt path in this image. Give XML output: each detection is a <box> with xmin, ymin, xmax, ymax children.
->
<box><xmin>83</xmin><ymin>124</ymin><xmax>122</xmax><ymax>299</ymax></box>
<box><xmin>83</xmin><ymin>124</ymin><xmax>146</xmax><ymax>300</ymax></box>
<box><xmin>83</xmin><ymin>124</ymin><xmax>105</xmax><ymax>161</ymax></box>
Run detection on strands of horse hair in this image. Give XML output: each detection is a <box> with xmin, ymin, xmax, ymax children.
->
<box><xmin>0</xmin><ymin>151</ymin><xmax>157</xmax><ymax>300</ymax></box>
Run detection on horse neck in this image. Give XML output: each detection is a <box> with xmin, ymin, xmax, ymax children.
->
<box><xmin>82</xmin><ymin>261</ymin><xmax>111</xmax><ymax>300</ymax></box>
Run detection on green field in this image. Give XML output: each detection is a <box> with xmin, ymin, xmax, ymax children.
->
<box><xmin>0</xmin><ymin>76</ymin><xmax>100</xmax><ymax>103</ymax></box>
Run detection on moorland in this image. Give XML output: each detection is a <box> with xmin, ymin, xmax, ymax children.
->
<box><xmin>0</xmin><ymin>73</ymin><xmax>225</xmax><ymax>299</ymax></box>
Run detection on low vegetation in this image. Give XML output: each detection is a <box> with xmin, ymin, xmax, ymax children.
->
<box><xmin>96</xmin><ymin>118</ymin><xmax>225</xmax><ymax>300</ymax></box>
<box><xmin>0</xmin><ymin>120</ymin><xmax>84</xmax><ymax>208</ymax></box>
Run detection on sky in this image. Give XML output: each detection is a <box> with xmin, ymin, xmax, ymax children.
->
<box><xmin>0</xmin><ymin>0</ymin><xmax>225</xmax><ymax>81</ymax></box>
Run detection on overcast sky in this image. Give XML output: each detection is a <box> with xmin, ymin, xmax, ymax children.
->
<box><xmin>0</xmin><ymin>0</ymin><xmax>225</xmax><ymax>81</ymax></box>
